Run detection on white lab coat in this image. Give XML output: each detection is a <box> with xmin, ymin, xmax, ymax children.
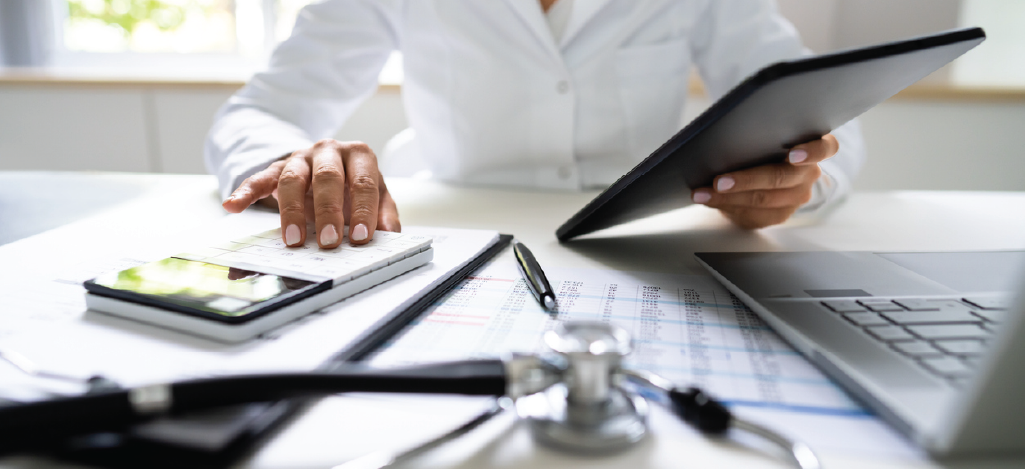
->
<box><xmin>206</xmin><ymin>0</ymin><xmax>864</xmax><ymax>211</ymax></box>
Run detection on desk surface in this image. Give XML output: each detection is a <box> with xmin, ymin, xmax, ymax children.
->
<box><xmin>2</xmin><ymin>171</ymin><xmax>1024</xmax><ymax>469</ymax></box>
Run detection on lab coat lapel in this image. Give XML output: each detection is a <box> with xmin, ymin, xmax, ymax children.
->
<box><xmin>558</xmin><ymin>0</ymin><xmax>613</xmax><ymax>48</ymax></box>
<box><xmin>502</xmin><ymin>0</ymin><xmax>562</xmax><ymax>61</ymax></box>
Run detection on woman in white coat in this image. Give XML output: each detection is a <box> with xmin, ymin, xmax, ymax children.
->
<box><xmin>207</xmin><ymin>0</ymin><xmax>864</xmax><ymax>248</ymax></box>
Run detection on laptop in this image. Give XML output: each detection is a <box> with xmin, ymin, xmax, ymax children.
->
<box><xmin>695</xmin><ymin>250</ymin><xmax>1025</xmax><ymax>456</ymax></box>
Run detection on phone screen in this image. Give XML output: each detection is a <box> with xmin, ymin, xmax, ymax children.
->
<box><xmin>85</xmin><ymin>257</ymin><xmax>329</xmax><ymax>322</ymax></box>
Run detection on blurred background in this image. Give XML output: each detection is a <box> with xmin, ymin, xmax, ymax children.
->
<box><xmin>0</xmin><ymin>0</ymin><xmax>1022</xmax><ymax>191</ymax></box>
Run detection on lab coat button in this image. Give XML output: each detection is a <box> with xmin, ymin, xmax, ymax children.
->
<box><xmin>556</xmin><ymin>80</ymin><xmax>569</xmax><ymax>94</ymax></box>
<box><xmin>558</xmin><ymin>166</ymin><xmax>572</xmax><ymax>179</ymax></box>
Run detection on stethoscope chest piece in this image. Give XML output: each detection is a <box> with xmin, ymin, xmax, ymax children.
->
<box><xmin>516</xmin><ymin>321</ymin><xmax>648</xmax><ymax>453</ymax></box>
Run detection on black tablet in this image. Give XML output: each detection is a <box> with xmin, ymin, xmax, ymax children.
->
<box><xmin>556</xmin><ymin>27</ymin><xmax>985</xmax><ymax>241</ymax></box>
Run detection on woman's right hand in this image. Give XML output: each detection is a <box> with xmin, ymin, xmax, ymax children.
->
<box><xmin>221</xmin><ymin>139</ymin><xmax>401</xmax><ymax>248</ymax></box>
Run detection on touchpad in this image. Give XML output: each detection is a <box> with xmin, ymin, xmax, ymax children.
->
<box><xmin>876</xmin><ymin>251</ymin><xmax>1025</xmax><ymax>293</ymax></box>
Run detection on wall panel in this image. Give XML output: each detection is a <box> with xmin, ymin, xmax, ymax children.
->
<box><xmin>0</xmin><ymin>85</ymin><xmax>150</xmax><ymax>171</ymax></box>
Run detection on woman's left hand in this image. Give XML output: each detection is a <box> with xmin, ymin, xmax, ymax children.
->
<box><xmin>690</xmin><ymin>134</ymin><xmax>839</xmax><ymax>229</ymax></box>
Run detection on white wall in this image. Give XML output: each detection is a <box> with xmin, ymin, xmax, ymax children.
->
<box><xmin>0</xmin><ymin>84</ymin><xmax>406</xmax><ymax>175</ymax></box>
<box><xmin>857</xmin><ymin>99</ymin><xmax>1025</xmax><ymax>191</ymax></box>
<box><xmin>1</xmin><ymin>84</ymin><xmax>1022</xmax><ymax>192</ymax></box>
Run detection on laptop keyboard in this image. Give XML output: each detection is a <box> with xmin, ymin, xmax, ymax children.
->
<box><xmin>820</xmin><ymin>297</ymin><xmax>1010</xmax><ymax>384</ymax></box>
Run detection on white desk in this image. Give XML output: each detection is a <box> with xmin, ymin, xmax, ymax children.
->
<box><xmin>2</xmin><ymin>172</ymin><xmax>1024</xmax><ymax>469</ymax></box>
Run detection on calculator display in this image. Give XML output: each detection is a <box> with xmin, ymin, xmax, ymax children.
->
<box><xmin>85</xmin><ymin>257</ymin><xmax>328</xmax><ymax>321</ymax></box>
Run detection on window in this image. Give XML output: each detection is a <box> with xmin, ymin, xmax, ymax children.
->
<box><xmin>50</xmin><ymin>0</ymin><xmax>403</xmax><ymax>82</ymax></box>
<box><xmin>952</xmin><ymin>0</ymin><xmax>1025</xmax><ymax>87</ymax></box>
<box><xmin>50</xmin><ymin>0</ymin><xmax>299</xmax><ymax>74</ymax></box>
<box><xmin>63</xmin><ymin>0</ymin><xmax>238</xmax><ymax>54</ymax></box>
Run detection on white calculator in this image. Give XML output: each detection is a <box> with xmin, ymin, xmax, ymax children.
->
<box><xmin>84</xmin><ymin>227</ymin><xmax>433</xmax><ymax>343</ymax></box>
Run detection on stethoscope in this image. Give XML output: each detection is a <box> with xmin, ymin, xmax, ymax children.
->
<box><xmin>0</xmin><ymin>321</ymin><xmax>820</xmax><ymax>469</ymax></box>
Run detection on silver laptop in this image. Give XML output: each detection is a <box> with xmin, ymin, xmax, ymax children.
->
<box><xmin>695</xmin><ymin>250</ymin><xmax>1025</xmax><ymax>456</ymax></box>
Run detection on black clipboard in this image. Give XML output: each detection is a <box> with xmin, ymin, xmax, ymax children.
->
<box><xmin>42</xmin><ymin>234</ymin><xmax>514</xmax><ymax>468</ymax></box>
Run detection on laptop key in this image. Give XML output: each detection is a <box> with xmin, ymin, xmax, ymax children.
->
<box><xmin>949</xmin><ymin>377</ymin><xmax>972</xmax><ymax>388</ymax></box>
<box><xmin>859</xmin><ymin>300</ymin><xmax>904</xmax><ymax>312</ymax></box>
<box><xmin>842</xmin><ymin>312</ymin><xmax>890</xmax><ymax>326</ymax></box>
<box><xmin>891</xmin><ymin>341</ymin><xmax>943</xmax><ymax>357</ymax></box>
<box><xmin>963</xmin><ymin>357</ymin><xmax>983</xmax><ymax>368</ymax></box>
<box><xmin>907</xmin><ymin>324</ymin><xmax>991</xmax><ymax>340</ymax></box>
<box><xmin>919</xmin><ymin>357</ymin><xmax>973</xmax><ymax>378</ymax></box>
<box><xmin>928</xmin><ymin>300</ymin><xmax>975</xmax><ymax>314</ymax></box>
<box><xmin>892</xmin><ymin>299</ymin><xmax>940</xmax><ymax>311</ymax></box>
<box><xmin>971</xmin><ymin>309</ymin><xmax>1006</xmax><ymax>323</ymax></box>
<box><xmin>881</xmin><ymin>311</ymin><xmax>980</xmax><ymax>324</ymax></box>
<box><xmin>821</xmin><ymin>300</ymin><xmax>867</xmax><ymax>312</ymax></box>
<box><xmin>963</xmin><ymin>297</ymin><xmax>1010</xmax><ymax>310</ymax></box>
<box><xmin>933</xmin><ymin>339</ymin><xmax>986</xmax><ymax>356</ymax></box>
<box><xmin>865</xmin><ymin>325</ymin><xmax>914</xmax><ymax>341</ymax></box>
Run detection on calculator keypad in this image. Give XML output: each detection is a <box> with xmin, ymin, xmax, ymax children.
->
<box><xmin>175</xmin><ymin>228</ymin><xmax>431</xmax><ymax>285</ymax></box>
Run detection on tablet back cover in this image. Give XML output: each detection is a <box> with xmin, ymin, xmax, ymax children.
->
<box><xmin>556</xmin><ymin>28</ymin><xmax>985</xmax><ymax>241</ymax></box>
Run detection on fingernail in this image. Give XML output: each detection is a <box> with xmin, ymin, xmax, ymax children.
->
<box><xmin>320</xmin><ymin>224</ymin><xmax>339</xmax><ymax>245</ymax></box>
<box><xmin>789</xmin><ymin>149</ymin><xmax>808</xmax><ymax>164</ymax></box>
<box><xmin>692</xmin><ymin>191</ymin><xmax>711</xmax><ymax>204</ymax></box>
<box><xmin>716</xmin><ymin>176</ymin><xmax>735</xmax><ymax>192</ymax></box>
<box><xmin>223</xmin><ymin>194</ymin><xmax>235</xmax><ymax>203</ymax></box>
<box><xmin>285</xmin><ymin>224</ymin><xmax>301</xmax><ymax>246</ymax></box>
<box><xmin>352</xmin><ymin>224</ymin><xmax>369</xmax><ymax>242</ymax></box>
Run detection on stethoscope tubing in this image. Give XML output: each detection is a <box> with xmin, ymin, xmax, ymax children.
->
<box><xmin>0</xmin><ymin>360</ymin><xmax>507</xmax><ymax>453</ymax></box>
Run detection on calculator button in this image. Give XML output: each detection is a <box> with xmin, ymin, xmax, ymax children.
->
<box><xmin>238</xmin><ymin>245</ymin><xmax>279</xmax><ymax>257</ymax></box>
<box><xmin>318</xmin><ymin>247</ymin><xmax>354</xmax><ymax>259</ymax></box>
<box><xmin>255</xmin><ymin>238</ymin><xmax>289</xmax><ymax>249</ymax></box>
<box><xmin>303</xmin><ymin>255</ymin><xmax>335</xmax><ymax>264</ymax></box>
<box><xmin>277</xmin><ymin>259</ymin><xmax>320</xmax><ymax>272</ymax></box>
<box><xmin>264</xmin><ymin>249</ymin><xmax>312</xmax><ymax>260</ymax></box>
<box><xmin>211</xmin><ymin>251</ymin><xmax>275</xmax><ymax>267</ymax></box>
<box><xmin>254</xmin><ymin>228</ymin><xmax>282</xmax><ymax>239</ymax></box>
<box><xmin>210</xmin><ymin>241</ymin><xmax>248</xmax><ymax>251</ymax></box>
<box><xmin>372</xmin><ymin>231</ymin><xmax>403</xmax><ymax>243</ymax></box>
<box><xmin>230</xmin><ymin>235</ymin><xmax>265</xmax><ymax>245</ymax></box>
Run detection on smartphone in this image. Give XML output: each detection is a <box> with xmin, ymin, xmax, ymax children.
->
<box><xmin>84</xmin><ymin>257</ymin><xmax>331</xmax><ymax>341</ymax></box>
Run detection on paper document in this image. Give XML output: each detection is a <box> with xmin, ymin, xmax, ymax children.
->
<box><xmin>0</xmin><ymin>210</ymin><xmax>498</xmax><ymax>404</ymax></box>
<box><xmin>370</xmin><ymin>262</ymin><xmax>923</xmax><ymax>458</ymax></box>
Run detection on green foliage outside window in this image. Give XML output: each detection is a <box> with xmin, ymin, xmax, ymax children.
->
<box><xmin>63</xmin><ymin>0</ymin><xmax>236</xmax><ymax>53</ymax></box>
<box><xmin>66</xmin><ymin>0</ymin><xmax>200</xmax><ymax>34</ymax></box>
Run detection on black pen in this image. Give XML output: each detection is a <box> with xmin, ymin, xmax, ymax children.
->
<box><xmin>513</xmin><ymin>241</ymin><xmax>556</xmax><ymax>310</ymax></box>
